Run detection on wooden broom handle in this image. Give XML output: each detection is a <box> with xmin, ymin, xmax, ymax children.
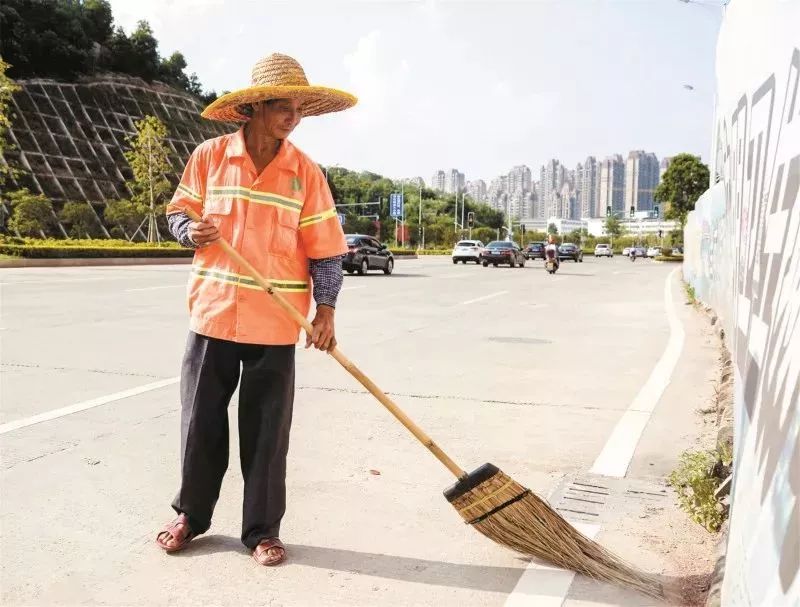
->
<box><xmin>183</xmin><ymin>208</ymin><xmax>467</xmax><ymax>480</ymax></box>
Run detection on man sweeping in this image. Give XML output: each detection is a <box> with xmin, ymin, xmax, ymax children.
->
<box><xmin>155</xmin><ymin>53</ymin><xmax>356</xmax><ymax>566</ymax></box>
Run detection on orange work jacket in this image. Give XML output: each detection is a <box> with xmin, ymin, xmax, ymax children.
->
<box><xmin>166</xmin><ymin>128</ymin><xmax>347</xmax><ymax>345</ymax></box>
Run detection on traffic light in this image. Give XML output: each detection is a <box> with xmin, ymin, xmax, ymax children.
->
<box><xmin>606</xmin><ymin>205</ymin><xmax>611</xmax><ymax>217</ymax></box>
<box><xmin>521</xmin><ymin>224</ymin><xmax>526</xmax><ymax>236</ymax></box>
<box><xmin>654</xmin><ymin>205</ymin><xmax>660</xmax><ymax>218</ymax></box>
<box><xmin>467</xmin><ymin>211</ymin><xmax>475</xmax><ymax>227</ymax></box>
<box><xmin>629</xmin><ymin>206</ymin><xmax>635</xmax><ymax>218</ymax></box>
<box><xmin>658</xmin><ymin>229</ymin><xmax>663</xmax><ymax>239</ymax></box>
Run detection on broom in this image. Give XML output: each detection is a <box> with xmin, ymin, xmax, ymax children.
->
<box><xmin>183</xmin><ymin>208</ymin><xmax>665</xmax><ymax>599</ymax></box>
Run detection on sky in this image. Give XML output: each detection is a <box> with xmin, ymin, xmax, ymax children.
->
<box><xmin>107</xmin><ymin>0</ymin><xmax>724</xmax><ymax>184</ymax></box>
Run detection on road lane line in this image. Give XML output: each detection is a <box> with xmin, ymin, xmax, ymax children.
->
<box><xmin>124</xmin><ymin>284</ymin><xmax>185</xmax><ymax>292</ymax></box>
<box><xmin>504</xmin><ymin>522</ymin><xmax>600</xmax><ymax>607</ymax></box>
<box><xmin>342</xmin><ymin>285</ymin><xmax>367</xmax><ymax>291</ymax></box>
<box><xmin>461</xmin><ymin>290</ymin><xmax>508</xmax><ymax>305</ymax></box>
<box><xmin>589</xmin><ymin>267</ymin><xmax>684</xmax><ymax>477</ymax></box>
<box><xmin>0</xmin><ymin>376</ymin><xmax>180</xmax><ymax>435</ymax></box>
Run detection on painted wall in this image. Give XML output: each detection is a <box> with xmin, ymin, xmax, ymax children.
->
<box><xmin>683</xmin><ymin>1</ymin><xmax>799</xmax><ymax>605</ymax></box>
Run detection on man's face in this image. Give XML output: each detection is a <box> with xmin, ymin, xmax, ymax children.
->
<box><xmin>253</xmin><ymin>98</ymin><xmax>303</xmax><ymax>139</ymax></box>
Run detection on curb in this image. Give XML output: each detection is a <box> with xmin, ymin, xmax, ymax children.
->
<box><xmin>0</xmin><ymin>255</ymin><xmax>420</xmax><ymax>269</ymax></box>
<box><xmin>0</xmin><ymin>257</ymin><xmax>193</xmax><ymax>268</ymax></box>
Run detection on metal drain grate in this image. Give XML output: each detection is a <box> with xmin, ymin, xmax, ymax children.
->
<box><xmin>551</xmin><ymin>475</ymin><xmax>671</xmax><ymax>524</ymax></box>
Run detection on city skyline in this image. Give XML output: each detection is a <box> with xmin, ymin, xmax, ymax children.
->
<box><xmin>427</xmin><ymin>146</ymin><xmax>672</xmax><ymax>221</ymax></box>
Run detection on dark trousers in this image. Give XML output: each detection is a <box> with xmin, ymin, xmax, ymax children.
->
<box><xmin>171</xmin><ymin>331</ymin><xmax>295</xmax><ymax>550</ymax></box>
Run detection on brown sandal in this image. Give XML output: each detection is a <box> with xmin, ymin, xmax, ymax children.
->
<box><xmin>156</xmin><ymin>515</ymin><xmax>196</xmax><ymax>553</ymax></box>
<box><xmin>252</xmin><ymin>537</ymin><xmax>286</xmax><ymax>566</ymax></box>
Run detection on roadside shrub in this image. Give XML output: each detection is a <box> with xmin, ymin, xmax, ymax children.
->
<box><xmin>668</xmin><ymin>447</ymin><xmax>731</xmax><ymax>532</ymax></box>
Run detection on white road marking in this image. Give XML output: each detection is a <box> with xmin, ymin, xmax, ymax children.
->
<box><xmin>460</xmin><ymin>290</ymin><xmax>508</xmax><ymax>305</ymax></box>
<box><xmin>1</xmin><ymin>277</ymin><xmax>126</xmax><ymax>285</ymax></box>
<box><xmin>589</xmin><ymin>268</ymin><xmax>684</xmax><ymax>477</ymax></box>
<box><xmin>342</xmin><ymin>285</ymin><xmax>367</xmax><ymax>291</ymax></box>
<box><xmin>124</xmin><ymin>284</ymin><xmax>185</xmax><ymax>292</ymax></box>
<box><xmin>504</xmin><ymin>522</ymin><xmax>600</xmax><ymax>607</ymax></box>
<box><xmin>0</xmin><ymin>377</ymin><xmax>180</xmax><ymax>435</ymax></box>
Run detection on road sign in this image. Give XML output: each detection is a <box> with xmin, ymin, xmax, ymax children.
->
<box><xmin>389</xmin><ymin>192</ymin><xmax>404</xmax><ymax>218</ymax></box>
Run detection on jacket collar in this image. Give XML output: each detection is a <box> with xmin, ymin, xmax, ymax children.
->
<box><xmin>226</xmin><ymin>127</ymin><xmax>299</xmax><ymax>174</ymax></box>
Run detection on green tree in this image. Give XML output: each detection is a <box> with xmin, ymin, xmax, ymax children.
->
<box><xmin>0</xmin><ymin>58</ymin><xmax>21</xmax><ymax>188</ymax></box>
<box><xmin>104</xmin><ymin>199</ymin><xmax>146</xmax><ymax>239</ymax></box>
<box><xmin>124</xmin><ymin>115</ymin><xmax>173</xmax><ymax>242</ymax></box>
<box><xmin>654</xmin><ymin>153</ymin><xmax>710</xmax><ymax>229</ymax></box>
<box><xmin>547</xmin><ymin>222</ymin><xmax>558</xmax><ymax>235</ymax></box>
<box><xmin>7</xmin><ymin>189</ymin><xmax>55</xmax><ymax>236</ymax></box>
<box><xmin>60</xmin><ymin>201</ymin><xmax>101</xmax><ymax>238</ymax></box>
<box><xmin>160</xmin><ymin>51</ymin><xmax>189</xmax><ymax>89</ymax></box>
<box><xmin>82</xmin><ymin>0</ymin><xmax>114</xmax><ymax>45</ymax></box>
<box><xmin>604</xmin><ymin>215</ymin><xmax>624</xmax><ymax>238</ymax></box>
<box><xmin>129</xmin><ymin>21</ymin><xmax>160</xmax><ymax>80</ymax></box>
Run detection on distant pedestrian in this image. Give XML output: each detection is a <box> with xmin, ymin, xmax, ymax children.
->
<box><xmin>155</xmin><ymin>53</ymin><xmax>356</xmax><ymax>566</ymax></box>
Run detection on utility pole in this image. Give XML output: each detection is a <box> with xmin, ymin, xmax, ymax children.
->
<box><xmin>460</xmin><ymin>192</ymin><xmax>465</xmax><ymax>235</ymax></box>
<box><xmin>401</xmin><ymin>181</ymin><xmax>405</xmax><ymax>248</ymax></box>
<box><xmin>418</xmin><ymin>183</ymin><xmax>423</xmax><ymax>250</ymax></box>
<box><xmin>454</xmin><ymin>190</ymin><xmax>458</xmax><ymax>233</ymax></box>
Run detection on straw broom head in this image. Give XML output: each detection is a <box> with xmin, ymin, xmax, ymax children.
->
<box><xmin>444</xmin><ymin>463</ymin><xmax>666</xmax><ymax>600</ymax></box>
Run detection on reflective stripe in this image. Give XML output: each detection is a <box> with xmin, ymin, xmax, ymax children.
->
<box><xmin>177</xmin><ymin>183</ymin><xmax>203</xmax><ymax>202</ymax></box>
<box><xmin>299</xmin><ymin>207</ymin><xmax>338</xmax><ymax>229</ymax></box>
<box><xmin>207</xmin><ymin>187</ymin><xmax>303</xmax><ymax>213</ymax></box>
<box><xmin>192</xmin><ymin>266</ymin><xmax>308</xmax><ymax>292</ymax></box>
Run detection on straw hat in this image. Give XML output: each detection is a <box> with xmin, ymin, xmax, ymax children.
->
<box><xmin>201</xmin><ymin>53</ymin><xmax>357</xmax><ymax>122</ymax></box>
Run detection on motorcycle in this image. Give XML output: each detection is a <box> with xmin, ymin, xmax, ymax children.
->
<box><xmin>545</xmin><ymin>249</ymin><xmax>558</xmax><ymax>274</ymax></box>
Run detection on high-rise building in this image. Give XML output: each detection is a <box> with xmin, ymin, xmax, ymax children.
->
<box><xmin>540</xmin><ymin>159</ymin><xmax>565</xmax><ymax>219</ymax></box>
<box><xmin>488</xmin><ymin>176</ymin><xmax>508</xmax><ymax>212</ymax></box>
<box><xmin>508</xmin><ymin>165</ymin><xmax>532</xmax><ymax>194</ymax></box>
<box><xmin>467</xmin><ymin>179</ymin><xmax>487</xmax><ymax>202</ymax></box>
<box><xmin>578</xmin><ymin>156</ymin><xmax>598</xmax><ymax>218</ymax></box>
<box><xmin>598</xmin><ymin>154</ymin><xmax>625</xmax><ymax>216</ymax></box>
<box><xmin>532</xmin><ymin>181</ymin><xmax>545</xmax><ymax>219</ymax></box>
<box><xmin>447</xmin><ymin>169</ymin><xmax>466</xmax><ymax>194</ymax></box>
<box><xmin>625</xmin><ymin>150</ymin><xmax>660</xmax><ymax>212</ymax></box>
<box><xmin>430</xmin><ymin>170</ymin><xmax>446</xmax><ymax>192</ymax></box>
<box><xmin>660</xmin><ymin>156</ymin><xmax>673</xmax><ymax>179</ymax></box>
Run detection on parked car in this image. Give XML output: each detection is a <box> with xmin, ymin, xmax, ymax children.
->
<box><xmin>481</xmin><ymin>241</ymin><xmax>526</xmax><ymax>268</ymax></box>
<box><xmin>672</xmin><ymin>245</ymin><xmax>684</xmax><ymax>255</ymax></box>
<box><xmin>622</xmin><ymin>246</ymin><xmax>632</xmax><ymax>256</ymax></box>
<box><xmin>646</xmin><ymin>246</ymin><xmax>662</xmax><ymax>258</ymax></box>
<box><xmin>343</xmin><ymin>234</ymin><xmax>394</xmax><ymax>275</ymax></box>
<box><xmin>557</xmin><ymin>242</ymin><xmax>583</xmax><ymax>262</ymax></box>
<box><xmin>523</xmin><ymin>242</ymin><xmax>546</xmax><ymax>260</ymax></box>
<box><xmin>451</xmin><ymin>240</ymin><xmax>484</xmax><ymax>264</ymax></box>
<box><xmin>594</xmin><ymin>243</ymin><xmax>613</xmax><ymax>257</ymax></box>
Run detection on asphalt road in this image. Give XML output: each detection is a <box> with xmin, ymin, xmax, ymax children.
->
<box><xmin>0</xmin><ymin>255</ymin><xmax>716</xmax><ymax>606</ymax></box>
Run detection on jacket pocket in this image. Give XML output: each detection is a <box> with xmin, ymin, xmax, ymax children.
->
<box><xmin>268</xmin><ymin>208</ymin><xmax>300</xmax><ymax>259</ymax></box>
<box><xmin>202</xmin><ymin>196</ymin><xmax>233</xmax><ymax>240</ymax></box>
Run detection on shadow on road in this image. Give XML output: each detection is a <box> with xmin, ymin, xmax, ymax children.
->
<box><xmin>171</xmin><ymin>535</ymin><xmax>705</xmax><ymax>602</ymax></box>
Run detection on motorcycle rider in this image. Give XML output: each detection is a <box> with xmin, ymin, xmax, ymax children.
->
<box><xmin>545</xmin><ymin>234</ymin><xmax>560</xmax><ymax>270</ymax></box>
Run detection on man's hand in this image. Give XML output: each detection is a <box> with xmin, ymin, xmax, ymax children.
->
<box><xmin>188</xmin><ymin>219</ymin><xmax>220</xmax><ymax>247</ymax></box>
<box><xmin>305</xmin><ymin>305</ymin><xmax>336</xmax><ymax>352</ymax></box>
